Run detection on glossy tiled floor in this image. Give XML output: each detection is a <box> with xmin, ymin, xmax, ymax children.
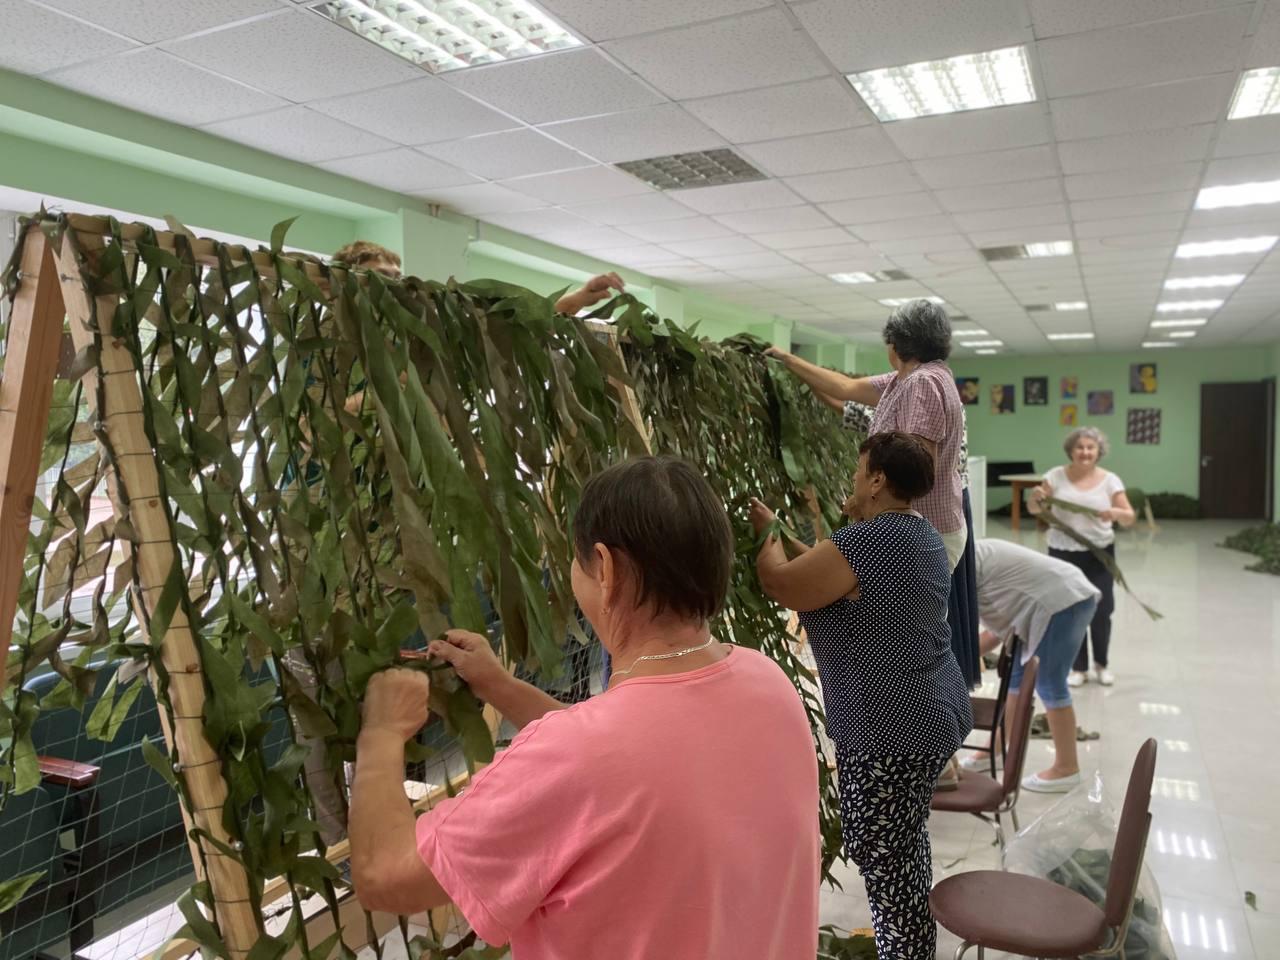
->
<box><xmin>819</xmin><ymin>518</ymin><xmax>1280</xmax><ymax>959</ymax></box>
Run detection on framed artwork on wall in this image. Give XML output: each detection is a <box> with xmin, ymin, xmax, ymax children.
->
<box><xmin>1130</xmin><ymin>363</ymin><xmax>1158</xmax><ymax>394</ymax></box>
<box><xmin>991</xmin><ymin>384</ymin><xmax>1016</xmax><ymax>414</ymax></box>
<box><xmin>1127</xmin><ymin>408</ymin><xmax>1161</xmax><ymax>444</ymax></box>
<box><xmin>1060</xmin><ymin>404</ymin><xmax>1078</xmax><ymax>426</ymax></box>
<box><xmin>1024</xmin><ymin>376</ymin><xmax>1048</xmax><ymax>405</ymax></box>
<box><xmin>956</xmin><ymin>377</ymin><xmax>980</xmax><ymax>405</ymax></box>
<box><xmin>1061</xmin><ymin>376</ymin><xmax>1078</xmax><ymax>399</ymax></box>
<box><xmin>1087</xmin><ymin>390</ymin><xmax>1114</xmax><ymax>415</ymax></box>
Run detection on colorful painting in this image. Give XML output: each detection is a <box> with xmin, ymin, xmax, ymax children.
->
<box><xmin>1127</xmin><ymin>408</ymin><xmax>1162</xmax><ymax>444</ymax></box>
<box><xmin>956</xmin><ymin>377</ymin><xmax>981</xmax><ymax>405</ymax></box>
<box><xmin>1087</xmin><ymin>390</ymin><xmax>1114</xmax><ymax>415</ymax></box>
<box><xmin>1060</xmin><ymin>404</ymin><xmax>1078</xmax><ymax>426</ymax></box>
<box><xmin>1024</xmin><ymin>376</ymin><xmax>1048</xmax><ymax>406</ymax></box>
<box><xmin>1130</xmin><ymin>363</ymin><xmax>1158</xmax><ymax>394</ymax></box>
<box><xmin>991</xmin><ymin>384</ymin><xmax>1016</xmax><ymax>415</ymax></box>
<box><xmin>1061</xmin><ymin>376</ymin><xmax>1078</xmax><ymax>399</ymax></box>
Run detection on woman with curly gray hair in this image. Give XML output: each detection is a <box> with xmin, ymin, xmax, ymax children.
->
<box><xmin>1028</xmin><ymin>427</ymin><xmax>1136</xmax><ymax>689</ymax></box>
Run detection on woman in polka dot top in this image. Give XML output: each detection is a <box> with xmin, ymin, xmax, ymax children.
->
<box><xmin>750</xmin><ymin>431</ymin><xmax>973</xmax><ymax>960</ymax></box>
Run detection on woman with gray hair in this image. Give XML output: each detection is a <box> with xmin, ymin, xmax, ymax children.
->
<box><xmin>1027</xmin><ymin>427</ymin><xmax>1136</xmax><ymax>686</ymax></box>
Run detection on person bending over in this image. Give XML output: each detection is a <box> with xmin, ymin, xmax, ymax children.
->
<box><xmin>351</xmin><ymin>457</ymin><xmax>819</xmax><ymax>959</ymax></box>
<box><xmin>750</xmin><ymin>431</ymin><xmax>972</xmax><ymax>960</ymax></box>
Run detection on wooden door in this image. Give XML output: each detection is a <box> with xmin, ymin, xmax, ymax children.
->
<box><xmin>1200</xmin><ymin>382</ymin><xmax>1273</xmax><ymax>519</ymax></box>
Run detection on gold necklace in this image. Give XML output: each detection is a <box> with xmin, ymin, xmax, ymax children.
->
<box><xmin>610</xmin><ymin>635</ymin><xmax>716</xmax><ymax>680</ymax></box>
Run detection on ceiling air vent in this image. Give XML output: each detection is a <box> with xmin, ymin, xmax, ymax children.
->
<box><xmin>616</xmin><ymin>149</ymin><xmax>767</xmax><ymax>191</ymax></box>
<box><xmin>1024</xmin><ymin>304</ymin><xmax>1052</xmax><ymax>312</ymax></box>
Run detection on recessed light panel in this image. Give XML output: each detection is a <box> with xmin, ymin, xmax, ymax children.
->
<box><xmin>1163</xmin><ymin>275</ymin><xmax>1244</xmax><ymax>290</ymax></box>
<box><xmin>1229</xmin><ymin>67</ymin><xmax>1280</xmax><ymax>119</ymax></box>
<box><xmin>975</xmin><ymin>348</ymin><xmax>999</xmax><ymax>355</ymax></box>
<box><xmin>1156</xmin><ymin>300</ymin><xmax>1223</xmax><ymax>312</ymax></box>
<box><xmin>1054</xmin><ymin>301</ymin><xmax>1088</xmax><ymax>311</ymax></box>
<box><xmin>1196</xmin><ymin>180</ymin><xmax>1280</xmax><ymax>210</ymax></box>
<box><xmin>963</xmin><ymin>340</ymin><xmax>1003</xmax><ymax>347</ymax></box>
<box><xmin>312</xmin><ymin>0</ymin><xmax>581</xmax><ymax>74</ymax></box>
<box><xmin>1150</xmin><ymin>317</ymin><xmax>1207</xmax><ymax>328</ymax></box>
<box><xmin>1142</xmin><ymin>341</ymin><xmax>1179</xmax><ymax>348</ymax></box>
<box><xmin>829</xmin><ymin>269</ymin><xmax>910</xmax><ymax>284</ymax></box>
<box><xmin>980</xmin><ymin>241</ymin><xmax>1072</xmax><ymax>262</ymax></box>
<box><xmin>952</xmin><ymin>329</ymin><xmax>991</xmax><ymax>337</ymax></box>
<box><xmin>1047</xmin><ymin>332</ymin><xmax>1094</xmax><ymax>340</ymax></box>
<box><xmin>1168</xmin><ymin>330</ymin><xmax>1198</xmax><ymax>338</ymax></box>
<box><xmin>847</xmin><ymin>45</ymin><xmax>1036</xmax><ymax>122</ymax></box>
<box><xmin>879</xmin><ymin>296</ymin><xmax>946</xmax><ymax>307</ymax></box>
<box><xmin>616</xmin><ymin>149</ymin><xmax>766</xmax><ymax>191</ymax></box>
<box><xmin>1175</xmin><ymin>236</ymin><xmax>1277</xmax><ymax>258</ymax></box>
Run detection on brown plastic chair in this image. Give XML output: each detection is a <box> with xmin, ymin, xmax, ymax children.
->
<box><xmin>932</xmin><ymin>656</ymin><xmax>1038</xmax><ymax>850</ymax></box>
<box><xmin>963</xmin><ymin>636</ymin><xmax>1020</xmax><ymax>778</ymax></box>
<box><xmin>930</xmin><ymin>738</ymin><xmax>1159</xmax><ymax>959</ymax></box>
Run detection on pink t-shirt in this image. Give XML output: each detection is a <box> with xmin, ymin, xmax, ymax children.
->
<box><xmin>415</xmin><ymin>647</ymin><xmax>819</xmax><ymax>960</ymax></box>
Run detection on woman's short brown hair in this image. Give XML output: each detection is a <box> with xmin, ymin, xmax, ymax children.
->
<box><xmin>572</xmin><ymin>457</ymin><xmax>733</xmax><ymax>621</ymax></box>
<box><xmin>860</xmin><ymin>432</ymin><xmax>936</xmax><ymax>502</ymax></box>
<box><xmin>331</xmin><ymin>240</ymin><xmax>402</xmax><ymax>270</ymax></box>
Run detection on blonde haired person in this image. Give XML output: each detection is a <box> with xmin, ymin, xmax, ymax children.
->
<box><xmin>1028</xmin><ymin>427</ymin><xmax>1136</xmax><ymax>687</ymax></box>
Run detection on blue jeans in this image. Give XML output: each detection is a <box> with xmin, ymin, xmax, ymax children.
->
<box><xmin>1010</xmin><ymin>597</ymin><xmax>1098</xmax><ymax>710</ymax></box>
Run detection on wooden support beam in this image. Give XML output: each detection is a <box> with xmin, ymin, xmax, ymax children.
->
<box><xmin>0</xmin><ymin>226</ymin><xmax>66</xmax><ymax>681</ymax></box>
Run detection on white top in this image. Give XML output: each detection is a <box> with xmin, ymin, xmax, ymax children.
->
<box><xmin>1041</xmin><ymin>465</ymin><xmax>1125</xmax><ymax>551</ymax></box>
<box><xmin>974</xmin><ymin>539</ymin><xmax>1101</xmax><ymax>661</ymax></box>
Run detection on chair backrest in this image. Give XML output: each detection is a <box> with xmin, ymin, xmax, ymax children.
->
<box><xmin>1001</xmin><ymin>655</ymin><xmax>1039</xmax><ymax>796</ymax></box>
<box><xmin>990</xmin><ymin>636</ymin><xmax>1020</xmax><ymax>752</ymax></box>
<box><xmin>1104</xmin><ymin>738</ymin><xmax>1158</xmax><ymax>928</ymax></box>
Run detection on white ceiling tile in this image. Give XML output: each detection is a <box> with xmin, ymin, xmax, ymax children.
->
<box><xmin>1030</xmin><ymin>0</ymin><xmax>1249</xmax><ymax>38</ymax></box>
<box><xmin>602</xmin><ymin>9</ymin><xmax>827</xmax><ymax>100</ymax></box>
<box><xmin>699</xmin><ymin>251</ymin><xmax>794</xmax><ymax>270</ymax></box>
<box><xmin>1070</xmin><ymin>192</ymin><xmax>1195</xmax><ymax>220</ymax></box>
<box><xmin>784</xmin><ymin>163</ymin><xmax>922</xmax><ymax>202</ymax></box>
<box><xmin>871</xmin><ymin>234</ymin><xmax>974</xmax><ymax>254</ymax></box>
<box><xmin>538</xmin><ymin>225</ymin><xmax>637</xmax><ymax>250</ymax></box>
<box><xmin>1183</xmin><ymin>204</ymin><xmax>1280</xmax><ymax>230</ymax></box>
<box><xmin>1080</xmin><ymin>232</ymin><xmax>1181</xmax><ymax>250</ymax></box>
<box><xmin>415</xmin><ymin>183</ymin><xmax>549</xmax><ymax>214</ymax></box>
<box><xmin>952</xmin><ymin>204</ymin><xmax>1067</xmax><ymax>232</ymax></box>
<box><xmin>933</xmin><ymin>179</ymin><xmax>1065</xmax><ymax>213</ymax></box>
<box><xmin>481</xmin><ymin>208</ymin><xmax>599</xmax><ymax>237</ymax></box>
<box><xmin>682</xmin><ymin>78</ymin><xmax>874</xmax><ymax>145</ymax></box>
<box><xmin>319</xmin><ymin>146</ymin><xmax>477</xmax><ymax>191</ymax></box>
<box><xmin>712</xmin><ymin>205</ymin><xmax>834</xmax><ymax>233</ymax></box>
<box><xmin>310</xmin><ymin>77</ymin><xmax>517</xmax><ymax>146</ymax></box>
<box><xmin>539</xmin><ymin>104</ymin><xmax>724</xmax><ymax>162</ymax></box>
<box><xmin>674</xmin><ymin>180</ymin><xmax>807</xmax><ymax>214</ymax></box>
<box><xmin>499</xmin><ymin>166</ymin><xmax>653</xmax><ymax>205</ymax></box>
<box><xmin>419</xmin><ymin>130</ymin><xmax>592</xmax><ymax>180</ymax></box>
<box><xmin>441</xmin><ymin>49</ymin><xmax>664</xmax><ymax>125</ymax></box>
<box><xmin>1058</xmin><ymin>125</ymin><xmax>1214</xmax><ymax>175</ymax></box>
<box><xmin>1064</xmin><ymin>163</ymin><xmax>1205</xmax><ymax>200</ymax></box>
<box><xmin>1</xmin><ymin>0</ymin><xmax>137</xmax><ymax>74</ymax></box>
<box><xmin>1247</xmin><ymin>0</ymin><xmax>1280</xmax><ymax>66</ymax></box>
<box><xmin>617</xmin><ymin>217</ymin><xmax>737</xmax><ymax>243</ymax></box>
<box><xmin>1037</xmin><ymin>7</ymin><xmax>1252</xmax><ymax>98</ymax></box>
<box><xmin>1202</xmin><ymin>153</ymin><xmax>1280</xmax><ymax>185</ymax></box>
<box><xmin>740</xmin><ymin>127</ymin><xmax>902</xmax><ymax>177</ymax></box>
<box><xmin>783</xmin><ymin>243</ymin><xmax>881</xmax><ymax>265</ymax></box>
<box><xmin>792</xmin><ymin>0</ymin><xmax>1031</xmax><ymax>73</ymax></box>
<box><xmin>662</xmin><ymin>236</ymin><xmax>768</xmax><ymax>258</ymax></box>
<box><xmin>35</xmin><ymin>0</ymin><xmax>280</xmax><ymax>43</ymax></box>
<box><xmin>565</xmin><ymin>192</ymin><xmax>698</xmax><ymax>225</ymax></box>
<box><xmin>537</xmin><ymin>0</ymin><xmax>772</xmax><ymax>42</ymax></box>
<box><xmin>203</xmin><ymin>106</ymin><xmax>398</xmax><ymax>163</ymax></box>
<box><xmin>45</xmin><ymin>48</ymin><xmax>285</xmax><ymax>125</ymax></box>
<box><xmin>1049</xmin><ymin>75</ymin><xmax>1234</xmax><ymax>141</ymax></box>
<box><xmin>883</xmin><ymin>104</ymin><xmax>1052</xmax><ymax>160</ymax></box>
<box><xmin>965</xmin><ymin>225</ymin><xmax>1071</xmax><ymax>247</ymax></box>
<box><xmin>913</xmin><ymin>146</ymin><xmax>1059</xmax><ymax>189</ymax></box>
<box><xmin>164</xmin><ymin>9</ymin><xmax>421</xmax><ymax>101</ymax></box>
<box><xmin>1214</xmin><ymin>115</ymin><xmax>1280</xmax><ymax>158</ymax></box>
<box><xmin>587</xmin><ymin>244</ymin><xmax>691</xmax><ymax>267</ymax></box>
<box><xmin>753</xmin><ymin>227</ymin><xmax>859</xmax><ymax>251</ymax></box>
<box><xmin>1073</xmin><ymin>213</ymin><xmax>1189</xmax><ymax>238</ymax></box>
<box><xmin>820</xmin><ymin>192</ymin><xmax>944</xmax><ymax>225</ymax></box>
<box><xmin>854</xmin><ymin>216</ymin><xmax>961</xmax><ymax>242</ymax></box>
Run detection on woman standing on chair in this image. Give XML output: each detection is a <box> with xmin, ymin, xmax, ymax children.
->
<box><xmin>1027</xmin><ymin>427</ymin><xmax>1136</xmax><ymax>687</ymax></box>
<box><xmin>751</xmin><ymin>432</ymin><xmax>972</xmax><ymax>960</ymax></box>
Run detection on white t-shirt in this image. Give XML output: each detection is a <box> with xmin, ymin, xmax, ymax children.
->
<box><xmin>974</xmin><ymin>539</ymin><xmax>1101</xmax><ymax>662</ymax></box>
<box><xmin>1041</xmin><ymin>465</ymin><xmax>1125</xmax><ymax>551</ymax></box>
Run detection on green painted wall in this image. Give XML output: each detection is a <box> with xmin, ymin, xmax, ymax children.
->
<box><xmin>952</xmin><ymin>346</ymin><xmax>1273</xmax><ymax>513</ymax></box>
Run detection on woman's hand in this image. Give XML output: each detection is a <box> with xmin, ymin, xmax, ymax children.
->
<box><xmin>428</xmin><ymin>630</ymin><xmax>508</xmax><ymax>701</ymax></box>
<box><xmin>554</xmin><ymin>273</ymin><xmax>625</xmax><ymax>315</ymax></box>
<box><xmin>748</xmin><ymin>498</ymin><xmax>777</xmax><ymax>535</ymax></box>
<box><xmin>362</xmin><ymin>669</ymin><xmax>431</xmax><ymax>742</ymax></box>
<box><xmin>764</xmin><ymin>346</ymin><xmax>792</xmax><ymax>363</ymax></box>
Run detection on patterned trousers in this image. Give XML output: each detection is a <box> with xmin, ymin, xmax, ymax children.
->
<box><xmin>835</xmin><ymin>747</ymin><xmax>949</xmax><ymax>960</ymax></box>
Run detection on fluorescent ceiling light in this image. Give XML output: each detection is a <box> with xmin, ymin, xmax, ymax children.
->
<box><xmin>1047</xmin><ymin>332</ymin><xmax>1094</xmax><ymax>340</ymax></box>
<box><xmin>1150</xmin><ymin>317</ymin><xmax>1207</xmax><ymax>328</ymax></box>
<box><xmin>1024</xmin><ymin>241</ymin><xmax>1073</xmax><ymax>258</ymax></box>
<box><xmin>1163</xmin><ymin>274</ymin><xmax>1244</xmax><ymax>290</ymax></box>
<box><xmin>847</xmin><ymin>45</ymin><xmax>1036</xmax><ymax>122</ymax></box>
<box><xmin>952</xmin><ymin>329</ymin><xmax>990</xmax><ymax>337</ymax></box>
<box><xmin>1175</xmin><ymin>236</ymin><xmax>1277</xmax><ymax>258</ymax></box>
<box><xmin>312</xmin><ymin>0</ymin><xmax>581</xmax><ymax>74</ymax></box>
<box><xmin>1156</xmin><ymin>300</ymin><xmax>1223</xmax><ymax>312</ymax></box>
<box><xmin>829</xmin><ymin>270</ymin><xmax>909</xmax><ymax>284</ymax></box>
<box><xmin>617</xmin><ymin>149</ymin><xmax>765</xmax><ymax>191</ymax></box>
<box><xmin>1168</xmin><ymin>330</ymin><xmax>1198</xmax><ymax>338</ymax></box>
<box><xmin>1196</xmin><ymin>179</ymin><xmax>1280</xmax><ymax>210</ymax></box>
<box><xmin>1141</xmin><ymin>341</ymin><xmax>1179</xmax><ymax>349</ymax></box>
<box><xmin>1229</xmin><ymin>67</ymin><xmax>1280</xmax><ymax>119</ymax></box>
<box><xmin>1054</xmin><ymin>301</ymin><xmax>1088</xmax><ymax>311</ymax></box>
<box><xmin>975</xmin><ymin>349</ymin><xmax>999</xmax><ymax>355</ymax></box>
<box><xmin>878</xmin><ymin>296</ymin><xmax>945</xmax><ymax>307</ymax></box>
<box><xmin>963</xmin><ymin>339</ymin><xmax>1003</xmax><ymax>347</ymax></box>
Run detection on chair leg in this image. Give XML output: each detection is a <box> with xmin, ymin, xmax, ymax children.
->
<box><xmin>953</xmin><ymin>940</ymin><xmax>978</xmax><ymax>960</ymax></box>
<box><xmin>1010</xmin><ymin>806</ymin><xmax>1021</xmax><ymax>834</ymax></box>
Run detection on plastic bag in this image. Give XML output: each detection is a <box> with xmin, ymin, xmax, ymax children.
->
<box><xmin>1003</xmin><ymin>772</ymin><xmax>1177</xmax><ymax>960</ymax></box>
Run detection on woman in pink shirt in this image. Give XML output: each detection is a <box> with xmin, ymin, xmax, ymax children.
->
<box><xmin>349</xmin><ymin>457</ymin><xmax>820</xmax><ymax>959</ymax></box>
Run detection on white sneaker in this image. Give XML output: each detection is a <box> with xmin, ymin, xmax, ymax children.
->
<box><xmin>1022</xmin><ymin>771</ymin><xmax>1082</xmax><ymax>794</ymax></box>
<box><xmin>1067</xmin><ymin>670</ymin><xmax>1088</xmax><ymax>688</ymax></box>
<box><xmin>1095</xmin><ymin>666</ymin><xmax>1115</xmax><ymax>686</ymax></box>
<box><xmin>959</xmin><ymin>752</ymin><xmax>992</xmax><ymax>772</ymax></box>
